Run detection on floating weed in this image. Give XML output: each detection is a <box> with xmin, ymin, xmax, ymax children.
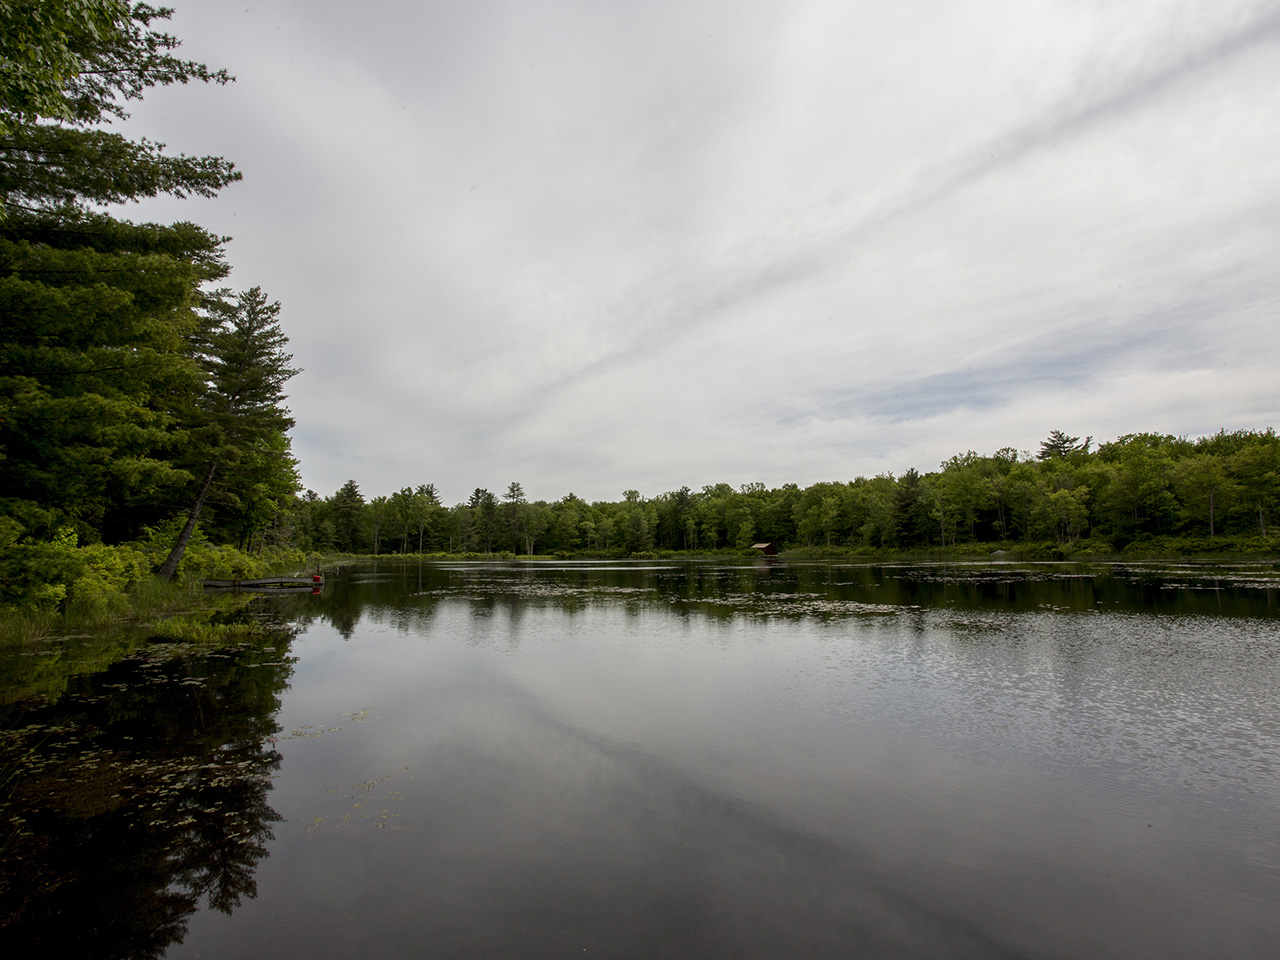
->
<box><xmin>2</xmin><ymin>720</ymin><xmax>282</xmax><ymax>849</ymax></box>
<box><xmin>271</xmin><ymin>723</ymin><xmax>345</xmax><ymax>743</ymax></box>
<box><xmin>271</xmin><ymin>707</ymin><xmax>377</xmax><ymax>744</ymax></box>
<box><xmin>305</xmin><ymin>765</ymin><xmax>411</xmax><ymax>836</ymax></box>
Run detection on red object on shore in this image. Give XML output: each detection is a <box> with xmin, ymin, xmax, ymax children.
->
<box><xmin>313</xmin><ymin>574</ymin><xmax>322</xmax><ymax>582</ymax></box>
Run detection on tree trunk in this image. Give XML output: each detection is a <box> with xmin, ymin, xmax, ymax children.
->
<box><xmin>158</xmin><ymin>462</ymin><xmax>218</xmax><ymax>581</ymax></box>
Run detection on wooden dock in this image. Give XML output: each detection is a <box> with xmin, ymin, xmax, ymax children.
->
<box><xmin>202</xmin><ymin>575</ymin><xmax>324</xmax><ymax>591</ymax></box>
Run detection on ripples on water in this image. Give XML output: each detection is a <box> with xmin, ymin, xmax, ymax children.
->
<box><xmin>2</xmin><ymin>560</ymin><xmax>1279</xmax><ymax>958</ymax></box>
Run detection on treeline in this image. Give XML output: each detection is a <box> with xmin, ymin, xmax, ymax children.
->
<box><xmin>279</xmin><ymin>430</ymin><xmax>1279</xmax><ymax>557</ymax></box>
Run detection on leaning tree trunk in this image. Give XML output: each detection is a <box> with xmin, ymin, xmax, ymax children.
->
<box><xmin>157</xmin><ymin>462</ymin><xmax>217</xmax><ymax>581</ymax></box>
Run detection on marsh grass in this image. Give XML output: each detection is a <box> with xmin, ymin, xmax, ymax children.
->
<box><xmin>147</xmin><ymin>611</ymin><xmax>268</xmax><ymax>644</ymax></box>
<box><xmin>0</xmin><ymin>608</ymin><xmax>60</xmax><ymax>647</ymax></box>
<box><xmin>0</xmin><ymin>578</ymin><xmax>191</xmax><ymax>649</ymax></box>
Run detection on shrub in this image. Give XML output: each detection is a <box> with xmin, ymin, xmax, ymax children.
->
<box><xmin>64</xmin><ymin>544</ymin><xmax>152</xmax><ymax>615</ymax></box>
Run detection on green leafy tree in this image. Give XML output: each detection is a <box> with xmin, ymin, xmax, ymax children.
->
<box><xmin>366</xmin><ymin>495</ymin><xmax>391</xmax><ymax>555</ymax></box>
<box><xmin>1094</xmin><ymin>434</ymin><xmax>1185</xmax><ymax>544</ymax></box>
<box><xmin>653</xmin><ymin>486</ymin><xmax>693</xmax><ymax>549</ymax></box>
<box><xmin>0</xmin><ymin>2</ymin><xmax>231</xmax><ymax>127</ymax></box>
<box><xmin>1043</xmin><ymin>486</ymin><xmax>1091</xmax><ymax>544</ymax></box>
<box><xmin>1228</xmin><ymin>437</ymin><xmax>1280</xmax><ymax>537</ymax></box>
<box><xmin>389</xmin><ymin>486</ymin><xmax>417</xmax><ymax>553</ymax></box>
<box><xmin>1</xmin><ymin>2</ymin><xmax>237</xmax><ymax>216</ymax></box>
<box><xmin>620</xmin><ymin>502</ymin><xmax>654</xmax><ymax>553</ymax></box>
<box><xmin>1170</xmin><ymin>454</ymin><xmax>1236</xmax><ymax>537</ymax></box>
<box><xmin>0</xmin><ymin>0</ymin><xmax>129</xmax><ymax>129</ymax></box>
<box><xmin>892</xmin><ymin>469</ymin><xmax>933</xmax><ymax>547</ymax></box>
<box><xmin>550</xmin><ymin>492</ymin><xmax>586</xmax><ymax>552</ymax></box>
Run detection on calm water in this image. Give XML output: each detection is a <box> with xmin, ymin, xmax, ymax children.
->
<box><xmin>3</xmin><ymin>560</ymin><xmax>1280</xmax><ymax>958</ymax></box>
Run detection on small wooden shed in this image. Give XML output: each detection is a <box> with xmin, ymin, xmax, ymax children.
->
<box><xmin>751</xmin><ymin>542</ymin><xmax>778</xmax><ymax>556</ymax></box>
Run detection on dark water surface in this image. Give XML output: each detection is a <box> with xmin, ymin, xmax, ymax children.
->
<box><xmin>3</xmin><ymin>560</ymin><xmax>1280</xmax><ymax>958</ymax></box>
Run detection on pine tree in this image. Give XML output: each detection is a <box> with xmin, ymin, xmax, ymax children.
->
<box><xmin>158</xmin><ymin>289</ymin><xmax>298</xmax><ymax>579</ymax></box>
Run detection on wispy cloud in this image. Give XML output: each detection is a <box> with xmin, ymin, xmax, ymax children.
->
<box><xmin>119</xmin><ymin>0</ymin><xmax>1280</xmax><ymax>501</ymax></box>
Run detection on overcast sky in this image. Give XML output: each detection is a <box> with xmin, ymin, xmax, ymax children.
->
<box><xmin>117</xmin><ymin>0</ymin><xmax>1280</xmax><ymax>504</ymax></box>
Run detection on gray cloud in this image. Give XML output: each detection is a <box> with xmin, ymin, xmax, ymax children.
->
<box><xmin>116</xmin><ymin>0</ymin><xmax>1280</xmax><ymax>502</ymax></box>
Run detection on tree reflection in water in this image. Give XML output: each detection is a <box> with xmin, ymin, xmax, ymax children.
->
<box><xmin>0</xmin><ymin>618</ymin><xmax>295</xmax><ymax>957</ymax></box>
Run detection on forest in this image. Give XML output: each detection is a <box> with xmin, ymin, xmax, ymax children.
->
<box><xmin>1</xmin><ymin>5</ymin><xmax>1277</xmax><ymax>618</ymax></box>
<box><xmin>1</xmin><ymin>2</ymin><xmax>299</xmax><ymax>608</ymax></box>
<box><xmin>281</xmin><ymin>428</ymin><xmax>1280</xmax><ymax>559</ymax></box>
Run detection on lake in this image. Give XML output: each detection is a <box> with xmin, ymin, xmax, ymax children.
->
<box><xmin>3</xmin><ymin>559</ymin><xmax>1279</xmax><ymax>958</ymax></box>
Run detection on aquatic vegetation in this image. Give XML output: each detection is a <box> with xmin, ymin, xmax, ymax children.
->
<box><xmin>306</xmin><ymin>767</ymin><xmax>411</xmax><ymax>835</ymax></box>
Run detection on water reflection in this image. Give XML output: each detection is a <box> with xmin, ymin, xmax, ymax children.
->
<box><xmin>0</xmin><ymin>614</ymin><xmax>296</xmax><ymax>957</ymax></box>
<box><xmin>305</xmin><ymin>559</ymin><xmax>1280</xmax><ymax>625</ymax></box>
<box><xmin>2</xmin><ymin>560</ymin><xmax>1279</xmax><ymax>958</ymax></box>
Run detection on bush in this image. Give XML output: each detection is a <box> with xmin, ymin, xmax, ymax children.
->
<box><xmin>1118</xmin><ymin>534</ymin><xmax>1278</xmax><ymax>557</ymax></box>
<box><xmin>0</xmin><ymin>519</ymin><xmax>312</xmax><ymax>616</ymax></box>
<box><xmin>0</xmin><ymin>528</ymin><xmax>152</xmax><ymax>612</ymax></box>
<box><xmin>173</xmin><ymin>540</ymin><xmax>266</xmax><ymax>581</ymax></box>
<box><xmin>65</xmin><ymin>543</ymin><xmax>152</xmax><ymax>615</ymax></box>
<box><xmin>0</xmin><ymin>537</ymin><xmax>86</xmax><ymax>608</ymax></box>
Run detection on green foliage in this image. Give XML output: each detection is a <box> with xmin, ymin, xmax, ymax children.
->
<box><xmin>1037</xmin><ymin>429</ymin><xmax>1092</xmax><ymax>460</ymax></box>
<box><xmin>0</xmin><ymin>0</ymin><xmax>303</xmax><ymax>587</ymax></box>
<box><xmin>0</xmin><ymin>122</ymin><xmax>238</xmax><ymax>213</ymax></box>
<box><xmin>63</xmin><ymin>541</ymin><xmax>150</xmax><ymax>613</ymax></box>
<box><xmin>0</xmin><ymin>212</ymin><xmax>228</xmax><ymax>538</ymax></box>
<box><xmin>0</xmin><ymin>525</ymin><xmax>148</xmax><ymax>610</ymax></box>
<box><xmin>0</xmin><ymin>0</ymin><xmax>129</xmax><ymax>128</ymax></box>
<box><xmin>155</xmin><ymin>287</ymin><xmax>299</xmax><ymax>578</ymax></box>
<box><xmin>319</xmin><ymin>428</ymin><xmax>1278</xmax><ymax>561</ymax></box>
<box><xmin>0</xmin><ymin>1</ymin><xmax>238</xmax><ymax>215</ymax></box>
<box><xmin>328</xmin><ymin>480</ymin><xmax>367</xmax><ymax>552</ymax></box>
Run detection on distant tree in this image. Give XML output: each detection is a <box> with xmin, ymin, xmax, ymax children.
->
<box><xmin>329</xmin><ymin>480</ymin><xmax>365</xmax><ymax>551</ymax></box>
<box><xmin>390</xmin><ymin>487</ymin><xmax>416</xmax><ymax>553</ymax></box>
<box><xmin>413</xmin><ymin>483</ymin><xmax>441</xmax><ymax>552</ymax></box>
<box><xmin>1225</xmin><ymin>434</ymin><xmax>1280</xmax><ymax>537</ymax></box>
<box><xmin>367</xmin><ymin>496</ymin><xmax>390</xmax><ymax>554</ymax></box>
<box><xmin>654</xmin><ymin>486</ymin><xmax>694</xmax><ymax>549</ymax></box>
<box><xmin>1037</xmin><ymin>430</ymin><xmax>1092</xmax><ymax>460</ymax></box>
<box><xmin>468</xmin><ymin>488</ymin><xmax>497</xmax><ymax>552</ymax></box>
<box><xmin>503</xmin><ymin>481</ymin><xmax>529</xmax><ymax>553</ymax></box>
<box><xmin>1170</xmin><ymin>455</ymin><xmax>1236</xmax><ymax>538</ymax></box>
<box><xmin>620</xmin><ymin>503</ymin><xmax>654</xmax><ymax>553</ymax></box>
<box><xmin>1044</xmin><ymin>487</ymin><xmax>1091</xmax><ymax>544</ymax></box>
<box><xmin>550</xmin><ymin>493</ymin><xmax>585</xmax><ymax>552</ymax></box>
<box><xmin>892</xmin><ymin>469</ymin><xmax>933</xmax><ymax>547</ymax></box>
<box><xmin>1094</xmin><ymin>434</ymin><xmax>1184</xmax><ymax>543</ymax></box>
